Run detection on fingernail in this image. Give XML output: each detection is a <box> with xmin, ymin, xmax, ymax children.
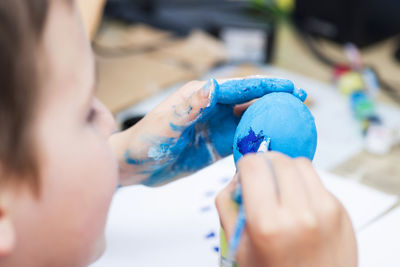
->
<box><xmin>293</xmin><ymin>88</ymin><xmax>307</xmax><ymax>102</ymax></box>
<box><xmin>200</xmin><ymin>79</ymin><xmax>215</xmax><ymax>99</ymax></box>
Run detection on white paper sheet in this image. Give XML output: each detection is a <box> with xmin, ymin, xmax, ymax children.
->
<box><xmin>318</xmin><ymin>171</ymin><xmax>397</xmax><ymax>231</ymax></box>
<box><xmin>91</xmin><ymin>157</ymin><xmax>397</xmax><ymax>267</ymax></box>
<box><xmin>358</xmin><ymin>206</ymin><xmax>400</xmax><ymax>267</ymax></box>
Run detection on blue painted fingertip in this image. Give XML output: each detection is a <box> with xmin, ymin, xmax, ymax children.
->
<box><xmin>196</xmin><ymin>78</ymin><xmax>219</xmax><ymax>123</ymax></box>
<box><xmin>293</xmin><ymin>88</ymin><xmax>307</xmax><ymax>102</ymax></box>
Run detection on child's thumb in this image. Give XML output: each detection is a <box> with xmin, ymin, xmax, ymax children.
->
<box><xmin>169</xmin><ymin>79</ymin><xmax>218</xmax><ymax>131</ymax></box>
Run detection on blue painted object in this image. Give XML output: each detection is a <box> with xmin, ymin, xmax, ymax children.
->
<box><xmin>233</xmin><ymin>92</ymin><xmax>317</xmax><ymax>163</ymax></box>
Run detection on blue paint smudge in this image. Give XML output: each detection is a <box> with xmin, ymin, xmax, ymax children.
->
<box><xmin>205</xmin><ymin>232</ymin><xmax>216</xmax><ymax>239</ymax></box>
<box><xmin>200</xmin><ymin>206</ymin><xmax>212</xmax><ymax>212</ymax></box>
<box><xmin>219</xmin><ymin>177</ymin><xmax>231</xmax><ymax>184</ymax></box>
<box><xmin>236</xmin><ymin>128</ymin><xmax>266</xmax><ymax>155</ymax></box>
<box><xmin>232</xmin><ymin>186</ymin><xmax>243</xmax><ymax>205</ymax></box>
<box><xmin>124</xmin><ymin>150</ymin><xmax>152</xmax><ymax>165</ymax></box>
<box><xmin>213</xmin><ymin>246</ymin><xmax>220</xmax><ymax>253</ymax></box>
<box><xmin>169</xmin><ymin>122</ymin><xmax>187</xmax><ymax>132</ymax></box>
<box><xmin>173</xmin><ymin>105</ymin><xmax>193</xmax><ymax>117</ymax></box>
<box><xmin>205</xmin><ymin>104</ymin><xmax>238</xmax><ymax>157</ymax></box>
<box><xmin>204</xmin><ymin>191</ymin><xmax>215</xmax><ymax>197</ymax></box>
<box><xmin>139</xmin><ymin>127</ymin><xmax>215</xmax><ymax>186</ymax></box>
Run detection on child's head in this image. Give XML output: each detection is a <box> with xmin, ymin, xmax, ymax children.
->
<box><xmin>0</xmin><ymin>1</ymin><xmax>118</xmax><ymax>266</ymax></box>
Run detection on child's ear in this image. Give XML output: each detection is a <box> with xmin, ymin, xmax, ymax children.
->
<box><xmin>0</xmin><ymin>199</ymin><xmax>16</xmax><ymax>257</ymax></box>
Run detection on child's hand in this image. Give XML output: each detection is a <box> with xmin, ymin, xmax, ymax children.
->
<box><xmin>111</xmin><ymin>77</ymin><xmax>305</xmax><ymax>186</ymax></box>
<box><xmin>216</xmin><ymin>152</ymin><xmax>358</xmax><ymax>267</ymax></box>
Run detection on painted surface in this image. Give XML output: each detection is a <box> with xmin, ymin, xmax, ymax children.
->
<box><xmin>233</xmin><ymin>92</ymin><xmax>317</xmax><ymax>163</ymax></box>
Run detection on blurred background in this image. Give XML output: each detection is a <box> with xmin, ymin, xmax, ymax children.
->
<box><xmin>92</xmin><ymin>0</ymin><xmax>400</xmax><ymax>187</ymax></box>
<box><xmin>86</xmin><ymin>1</ymin><xmax>400</xmax><ymax>266</ymax></box>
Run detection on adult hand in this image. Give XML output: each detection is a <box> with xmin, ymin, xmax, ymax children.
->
<box><xmin>216</xmin><ymin>152</ymin><xmax>357</xmax><ymax>267</ymax></box>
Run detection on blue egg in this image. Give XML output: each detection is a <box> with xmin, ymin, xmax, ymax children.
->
<box><xmin>233</xmin><ymin>92</ymin><xmax>317</xmax><ymax>164</ymax></box>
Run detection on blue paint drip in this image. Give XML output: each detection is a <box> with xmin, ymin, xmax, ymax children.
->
<box><xmin>205</xmin><ymin>232</ymin><xmax>216</xmax><ymax>239</ymax></box>
<box><xmin>204</xmin><ymin>191</ymin><xmax>215</xmax><ymax>197</ymax></box>
<box><xmin>173</xmin><ymin>105</ymin><xmax>193</xmax><ymax>117</ymax></box>
<box><xmin>200</xmin><ymin>206</ymin><xmax>212</xmax><ymax>212</ymax></box>
<box><xmin>236</xmin><ymin>128</ymin><xmax>265</xmax><ymax>155</ymax></box>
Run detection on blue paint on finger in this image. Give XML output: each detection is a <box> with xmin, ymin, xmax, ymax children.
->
<box><xmin>293</xmin><ymin>88</ymin><xmax>307</xmax><ymax>102</ymax></box>
<box><xmin>217</xmin><ymin>78</ymin><xmax>295</xmax><ymax>104</ymax></box>
<box><xmin>169</xmin><ymin>122</ymin><xmax>188</xmax><ymax>132</ymax></box>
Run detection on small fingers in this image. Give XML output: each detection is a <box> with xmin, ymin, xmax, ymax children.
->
<box><xmin>233</xmin><ymin>100</ymin><xmax>257</xmax><ymax>117</ymax></box>
<box><xmin>168</xmin><ymin>79</ymin><xmax>218</xmax><ymax>132</ymax></box>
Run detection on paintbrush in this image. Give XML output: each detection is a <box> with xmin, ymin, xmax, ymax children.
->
<box><xmin>222</xmin><ymin>138</ymin><xmax>271</xmax><ymax>267</ymax></box>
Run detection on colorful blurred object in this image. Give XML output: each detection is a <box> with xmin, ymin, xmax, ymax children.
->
<box><xmin>251</xmin><ymin>0</ymin><xmax>294</xmax><ymax>21</ymax></box>
<box><xmin>334</xmin><ymin>44</ymin><xmax>397</xmax><ymax>155</ymax></box>
<box><xmin>335</xmin><ymin>66</ymin><xmax>380</xmax><ymax>135</ymax></box>
<box><xmin>277</xmin><ymin>0</ymin><xmax>294</xmax><ymax>12</ymax></box>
